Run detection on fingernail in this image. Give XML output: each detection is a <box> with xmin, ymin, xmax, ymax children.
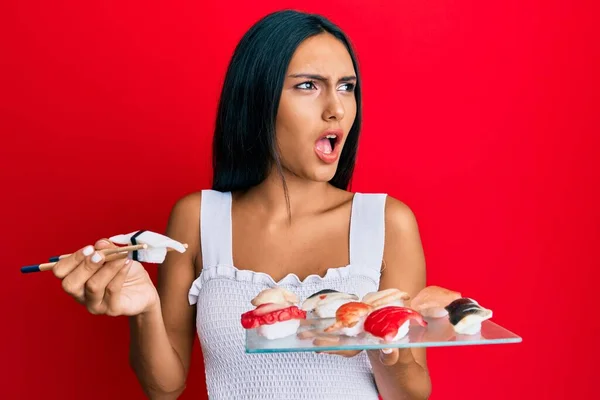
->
<box><xmin>83</xmin><ymin>246</ymin><xmax>94</xmax><ymax>256</ymax></box>
<box><xmin>381</xmin><ymin>348</ymin><xmax>393</xmax><ymax>354</ymax></box>
<box><xmin>124</xmin><ymin>259</ymin><xmax>131</xmax><ymax>265</ymax></box>
<box><xmin>91</xmin><ymin>252</ymin><xmax>102</xmax><ymax>263</ymax></box>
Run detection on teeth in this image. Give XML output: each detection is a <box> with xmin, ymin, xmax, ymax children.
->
<box><xmin>325</xmin><ymin>135</ymin><xmax>337</xmax><ymax>139</ymax></box>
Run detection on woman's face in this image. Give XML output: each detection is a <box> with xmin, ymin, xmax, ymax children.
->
<box><xmin>275</xmin><ymin>33</ymin><xmax>357</xmax><ymax>183</ymax></box>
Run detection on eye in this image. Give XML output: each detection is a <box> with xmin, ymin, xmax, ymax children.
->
<box><xmin>338</xmin><ymin>83</ymin><xmax>356</xmax><ymax>92</ymax></box>
<box><xmin>296</xmin><ymin>81</ymin><xmax>317</xmax><ymax>90</ymax></box>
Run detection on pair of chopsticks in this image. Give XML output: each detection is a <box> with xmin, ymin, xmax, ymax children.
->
<box><xmin>21</xmin><ymin>244</ymin><xmax>149</xmax><ymax>274</ymax></box>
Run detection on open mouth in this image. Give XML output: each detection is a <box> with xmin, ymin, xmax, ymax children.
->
<box><xmin>325</xmin><ymin>134</ymin><xmax>337</xmax><ymax>154</ymax></box>
<box><xmin>314</xmin><ymin>129</ymin><xmax>344</xmax><ymax>164</ymax></box>
<box><xmin>316</xmin><ymin>132</ymin><xmax>342</xmax><ymax>155</ymax></box>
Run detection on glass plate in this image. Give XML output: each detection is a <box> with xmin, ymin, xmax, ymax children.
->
<box><xmin>245</xmin><ymin>317</ymin><xmax>522</xmax><ymax>353</ymax></box>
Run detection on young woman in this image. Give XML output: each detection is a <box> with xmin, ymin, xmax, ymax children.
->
<box><xmin>52</xmin><ymin>10</ymin><xmax>432</xmax><ymax>400</ymax></box>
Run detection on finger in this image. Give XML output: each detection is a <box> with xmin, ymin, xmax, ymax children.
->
<box><xmin>84</xmin><ymin>255</ymin><xmax>131</xmax><ymax>314</ymax></box>
<box><xmin>96</xmin><ymin>239</ymin><xmax>138</xmax><ymax>261</ymax></box>
<box><xmin>53</xmin><ymin>244</ymin><xmax>95</xmax><ymax>279</ymax></box>
<box><xmin>104</xmin><ymin>259</ymin><xmax>133</xmax><ymax>316</ymax></box>
<box><xmin>94</xmin><ymin>238</ymin><xmax>117</xmax><ymax>251</ymax></box>
<box><xmin>379</xmin><ymin>348</ymin><xmax>400</xmax><ymax>366</ymax></box>
<box><xmin>61</xmin><ymin>250</ymin><xmax>106</xmax><ymax>303</ymax></box>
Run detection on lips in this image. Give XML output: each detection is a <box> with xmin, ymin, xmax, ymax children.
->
<box><xmin>314</xmin><ymin>129</ymin><xmax>343</xmax><ymax>164</ymax></box>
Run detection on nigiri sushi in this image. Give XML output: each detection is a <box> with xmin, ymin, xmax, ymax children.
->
<box><xmin>109</xmin><ymin>230</ymin><xmax>187</xmax><ymax>263</ymax></box>
<box><xmin>324</xmin><ymin>302</ymin><xmax>373</xmax><ymax>337</ymax></box>
<box><xmin>409</xmin><ymin>285</ymin><xmax>462</xmax><ymax>319</ymax></box>
<box><xmin>251</xmin><ymin>287</ymin><xmax>299</xmax><ymax>307</ymax></box>
<box><xmin>362</xmin><ymin>288</ymin><xmax>411</xmax><ymax>309</ymax></box>
<box><xmin>444</xmin><ymin>297</ymin><xmax>492</xmax><ymax>335</ymax></box>
<box><xmin>364</xmin><ymin>306</ymin><xmax>427</xmax><ymax>342</ymax></box>
<box><xmin>301</xmin><ymin>289</ymin><xmax>359</xmax><ymax>318</ymax></box>
<box><xmin>241</xmin><ymin>303</ymin><xmax>306</xmax><ymax>339</ymax></box>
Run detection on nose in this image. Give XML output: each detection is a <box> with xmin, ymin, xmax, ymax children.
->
<box><xmin>322</xmin><ymin>91</ymin><xmax>345</xmax><ymax>121</ymax></box>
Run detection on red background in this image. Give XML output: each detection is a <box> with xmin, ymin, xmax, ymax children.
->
<box><xmin>2</xmin><ymin>1</ymin><xmax>598</xmax><ymax>399</ymax></box>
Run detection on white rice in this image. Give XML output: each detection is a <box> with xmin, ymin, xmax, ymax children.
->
<box><xmin>453</xmin><ymin>311</ymin><xmax>492</xmax><ymax>335</ymax></box>
<box><xmin>390</xmin><ymin>320</ymin><xmax>410</xmax><ymax>341</ymax></box>
<box><xmin>257</xmin><ymin>319</ymin><xmax>301</xmax><ymax>340</ymax></box>
<box><xmin>339</xmin><ymin>318</ymin><xmax>366</xmax><ymax>337</ymax></box>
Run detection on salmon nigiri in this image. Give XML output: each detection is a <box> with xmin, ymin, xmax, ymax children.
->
<box><xmin>364</xmin><ymin>306</ymin><xmax>427</xmax><ymax>342</ymax></box>
<box><xmin>324</xmin><ymin>302</ymin><xmax>373</xmax><ymax>337</ymax></box>
<box><xmin>408</xmin><ymin>285</ymin><xmax>462</xmax><ymax>319</ymax></box>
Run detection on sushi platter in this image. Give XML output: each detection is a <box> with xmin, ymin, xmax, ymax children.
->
<box><xmin>242</xmin><ymin>286</ymin><xmax>522</xmax><ymax>353</ymax></box>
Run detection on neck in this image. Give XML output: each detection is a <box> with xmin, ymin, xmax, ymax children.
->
<box><xmin>243</xmin><ymin>165</ymin><xmax>336</xmax><ymax>220</ymax></box>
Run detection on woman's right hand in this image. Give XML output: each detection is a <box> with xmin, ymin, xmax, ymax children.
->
<box><xmin>52</xmin><ymin>239</ymin><xmax>160</xmax><ymax>317</ymax></box>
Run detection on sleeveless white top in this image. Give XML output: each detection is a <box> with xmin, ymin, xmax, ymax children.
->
<box><xmin>188</xmin><ymin>189</ymin><xmax>388</xmax><ymax>399</ymax></box>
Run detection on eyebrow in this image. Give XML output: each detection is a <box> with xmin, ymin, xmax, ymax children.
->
<box><xmin>288</xmin><ymin>73</ymin><xmax>357</xmax><ymax>82</ymax></box>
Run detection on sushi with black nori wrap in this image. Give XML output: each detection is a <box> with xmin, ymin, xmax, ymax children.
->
<box><xmin>444</xmin><ymin>297</ymin><xmax>493</xmax><ymax>335</ymax></box>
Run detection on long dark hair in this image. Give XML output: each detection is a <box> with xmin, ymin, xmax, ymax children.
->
<box><xmin>211</xmin><ymin>9</ymin><xmax>362</xmax><ymax>194</ymax></box>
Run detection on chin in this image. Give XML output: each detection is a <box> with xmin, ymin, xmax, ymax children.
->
<box><xmin>310</xmin><ymin>164</ymin><xmax>339</xmax><ymax>182</ymax></box>
<box><xmin>283</xmin><ymin>158</ymin><xmax>339</xmax><ymax>183</ymax></box>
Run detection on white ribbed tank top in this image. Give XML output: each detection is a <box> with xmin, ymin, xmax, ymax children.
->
<box><xmin>188</xmin><ymin>190</ymin><xmax>388</xmax><ymax>399</ymax></box>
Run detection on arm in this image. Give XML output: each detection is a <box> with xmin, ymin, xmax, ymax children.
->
<box><xmin>129</xmin><ymin>192</ymin><xmax>202</xmax><ymax>399</ymax></box>
<box><xmin>368</xmin><ymin>197</ymin><xmax>432</xmax><ymax>400</ymax></box>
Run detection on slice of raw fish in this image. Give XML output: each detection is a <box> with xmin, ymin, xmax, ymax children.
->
<box><xmin>364</xmin><ymin>306</ymin><xmax>427</xmax><ymax>342</ymax></box>
<box><xmin>301</xmin><ymin>289</ymin><xmax>359</xmax><ymax>318</ymax></box>
<box><xmin>409</xmin><ymin>285</ymin><xmax>462</xmax><ymax>318</ymax></box>
<box><xmin>251</xmin><ymin>287</ymin><xmax>299</xmax><ymax>306</ymax></box>
<box><xmin>109</xmin><ymin>230</ymin><xmax>187</xmax><ymax>263</ymax></box>
<box><xmin>324</xmin><ymin>302</ymin><xmax>373</xmax><ymax>336</ymax></box>
<box><xmin>362</xmin><ymin>288</ymin><xmax>411</xmax><ymax>309</ymax></box>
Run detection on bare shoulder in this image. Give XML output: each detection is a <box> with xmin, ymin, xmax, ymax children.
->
<box><xmin>381</xmin><ymin>195</ymin><xmax>426</xmax><ymax>297</ymax></box>
<box><xmin>165</xmin><ymin>191</ymin><xmax>202</xmax><ymax>268</ymax></box>
<box><xmin>170</xmin><ymin>191</ymin><xmax>202</xmax><ymax>216</ymax></box>
<box><xmin>384</xmin><ymin>195</ymin><xmax>420</xmax><ymax>234</ymax></box>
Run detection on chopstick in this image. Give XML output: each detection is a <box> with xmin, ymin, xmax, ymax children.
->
<box><xmin>21</xmin><ymin>244</ymin><xmax>148</xmax><ymax>274</ymax></box>
<box><xmin>46</xmin><ymin>244</ymin><xmax>147</xmax><ymax>262</ymax></box>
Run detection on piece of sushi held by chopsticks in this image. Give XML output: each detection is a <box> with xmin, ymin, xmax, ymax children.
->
<box><xmin>301</xmin><ymin>289</ymin><xmax>359</xmax><ymax>319</ymax></box>
<box><xmin>408</xmin><ymin>285</ymin><xmax>462</xmax><ymax>319</ymax></box>
<box><xmin>323</xmin><ymin>302</ymin><xmax>374</xmax><ymax>337</ymax></box>
<box><xmin>109</xmin><ymin>230</ymin><xmax>187</xmax><ymax>263</ymax></box>
<box><xmin>362</xmin><ymin>288</ymin><xmax>411</xmax><ymax>309</ymax></box>
<box><xmin>444</xmin><ymin>298</ymin><xmax>493</xmax><ymax>335</ymax></box>
<box><xmin>364</xmin><ymin>306</ymin><xmax>427</xmax><ymax>342</ymax></box>
<box><xmin>21</xmin><ymin>229</ymin><xmax>187</xmax><ymax>274</ymax></box>
<box><xmin>241</xmin><ymin>287</ymin><xmax>306</xmax><ymax>340</ymax></box>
